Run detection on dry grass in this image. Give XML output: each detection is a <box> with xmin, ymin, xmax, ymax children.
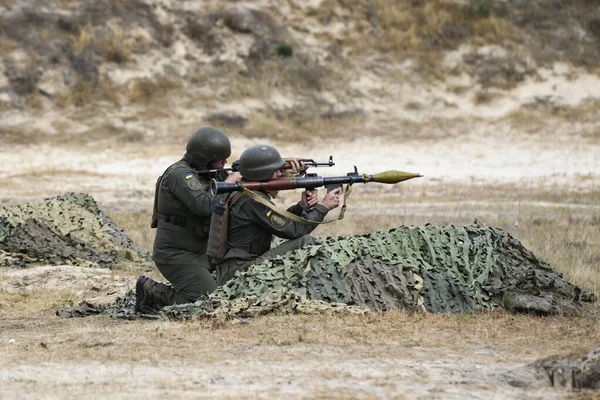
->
<box><xmin>55</xmin><ymin>77</ymin><xmax>182</xmax><ymax>109</ymax></box>
<box><xmin>102</xmin><ymin>27</ymin><xmax>132</xmax><ymax>64</ymax></box>
<box><xmin>1</xmin><ymin>303</ymin><xmax>599</xmax><ymax>400</ymax></box>
<box><xmin>0</xmin><ymin>289</ymin><xmax>79</xmax><ymax>315</ymax></box>
<box><xmin>55</xmin><ymin>0</ymin><xmax>79</xmax><ymax>10</ymax></box>
<box><xmin>240</xmin><ymin>112</ymin><xmax>365</xmax><ymax>142</ymax></box>
<box><xmin>127</xmin><ymin>77</ymin><xmax>182</xmax><ymax>104</ymax></box>
<box><xmin>308</xmin><ymin>0</ymin><xmax>514</xmax><ymax>69</ymax></box>
<box><xmin>1</xmin><ymin>310</ymin><xmax>599</xmax><ymax>363</ymax></box>
<box><xmin>108</xmin><ymin>210</ymin><xmax>155</xmax><ymax>252</ymax></box>
<box><xmin>56</xmin><ymin>80</ymin><xmax>96</xmax><ymax>108</ymax></box>
<box><xmin>71</xmin><ymin>23</ymin><xmax>96</xmax><ymax>55</ymax></box>
<box><xmin>0</xmin><ymin>36</ymin><xmax>18</xmax><ymax>53</ymax></box>
<box><xmin>508</xmin><ymin>103</ymin><xmax>600</xmax><ymax>136</ymax></box>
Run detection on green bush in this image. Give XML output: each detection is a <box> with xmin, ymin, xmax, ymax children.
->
<box><xmin>468</xmin><ymin>0</ymin><xmax>494</xmax><ymax>18</ymax></box>
<box><xmin>275</xmin><ymin>43</ymin><xmax>293</xmax><ymax>57</ymax></box>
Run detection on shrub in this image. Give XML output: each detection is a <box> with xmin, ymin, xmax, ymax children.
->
<box><xmin>275</xmin><ymin>43</ymin><xmax>293</xmax><ymax>57</ymax></box>
<box><xmin>468</xmin><ymin>0</ymin><xmax>494</xmax><ymax>18</ymax></box>
<box><xmin>103</xmin><ymin>27</ymin><xmax>130</xmax><ymax>64</ymax></box>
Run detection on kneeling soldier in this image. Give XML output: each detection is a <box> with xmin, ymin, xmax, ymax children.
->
<box><xmin>135</xmin><ymin>126</ymin><xmax>241</xmax><ymax>314</ymax></box>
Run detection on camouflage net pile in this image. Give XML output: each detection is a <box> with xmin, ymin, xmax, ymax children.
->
<box><xmin>156</xmin><ymin>222</ymin><xmax>593</xmax><ymax>319</ymax></box>
<box><xmin>59</xmin><ymin>290</ymin><xmax>370</xmax><ymax>320</ymax></box>
<box><xmin>0</xmin><ymin>193</ymin><xmax>151</xmax><ymax>268</ymax></box>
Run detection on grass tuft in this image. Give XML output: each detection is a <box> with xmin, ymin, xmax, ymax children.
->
<box><xmin>467</xmin><ymin>0</ymin><xmax>495</xmax><ymax>18</ymax></box>
<box><xmin>275</xmin><ymin>43</ymin><xmax>293</xmax><ymax>57</ymax></box>
<box><xmin>71</xmin><ymin>23</ymin><xmax>96</xmax><ymax>55</ymax></box>
<box><xmin>103</xmin><ymin>27</ymin><xmax>131</xmax><ymax>64</ymax></box>
<box><xmin>127</xmin><ymin>77</ymin><xmax>182</xmax><ymax>104</ymax></box>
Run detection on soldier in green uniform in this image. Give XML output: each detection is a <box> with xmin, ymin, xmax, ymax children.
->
<box><xmin>135</xmin><ymin>126</ymin><xmax>241</xmax><ymax>314</ymax></box>
<box><xmin>215</xmin><ymin>144</ymin><xmax>341</xmax><ymax>285</ymax></box>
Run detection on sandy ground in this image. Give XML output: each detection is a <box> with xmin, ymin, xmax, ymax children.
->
<box><xmin>1</xmin><ymin>119</ymin><xmax>599</xmax><ymax>398</ymax></box>
<box><xmin>0</xmin><ymin>268</ymin><xmax>577</xmax><ymax>400</ymax></box>
<box><xmin>1</xmin><ymin>117</ymin><xmax>598</xmax><ymax>209</ymax></box>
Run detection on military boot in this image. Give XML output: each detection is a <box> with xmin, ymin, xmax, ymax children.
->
<box><xmin>135</xmin><ymin>275</ymin><xmax>159</xmax><ymax>315</ymax></box>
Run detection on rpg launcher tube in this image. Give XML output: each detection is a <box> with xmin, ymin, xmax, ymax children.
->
<box><xmin>210</xmin><ymin>170</ymin><xmax>422</xmax><ymax>195</ymax></box>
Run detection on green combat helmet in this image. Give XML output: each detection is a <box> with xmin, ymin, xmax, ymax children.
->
<box><xmin>239</xmin><ymin>144</ymin><xmax>286</xmax><ymax>181</ymax></box>
<box><xmin>185</xmin><ymin>126</ymin><xmax>231</xmax><ymax>169</ymax></box>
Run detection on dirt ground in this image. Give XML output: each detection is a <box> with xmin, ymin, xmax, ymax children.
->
<box><xmin>1</xmin><ymin>264</ymin><xmax>597</xmax><ymax>399</ymax></box>
<box><xmin>1</xmin><ymin>119</ymin><xmax>599</xmax><ymax>399</ymax></box>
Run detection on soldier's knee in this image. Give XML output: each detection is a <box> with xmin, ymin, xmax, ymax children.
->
<box><xmin>297</xmin><ymin>235</ymin><xmax>315</xmax><ymax>247</ymax></box>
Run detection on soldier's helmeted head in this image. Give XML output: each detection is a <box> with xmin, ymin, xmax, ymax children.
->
<box><xmin>238</xmin><ymin>144</ymin><xmax>285</xmax><ymax>181</ymax></box>
<box><xmin>185</xmin><ymin>126</ymin><xmax>231</xmax><ymax>169</ymax></box>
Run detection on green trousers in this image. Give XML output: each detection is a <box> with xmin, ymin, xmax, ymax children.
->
<box><xmin>154</xmin><ymin>257</ymin><xmax>217</xmax><ymax>307</ymax></box>
<box><xmin>216</xmin><ymin>235</ymin><xmax>315</xmax><ymax>286</ymax></box>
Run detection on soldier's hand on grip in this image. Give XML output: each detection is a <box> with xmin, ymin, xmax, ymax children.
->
<box><xmin>287</xmin><ymin>159</ymin><xmax>306</xmax><ymax>175</ymax></box>
<box><xmin>300</xmin><ymin>189</ymin><xmax>319</xmax><ymax>210</ymax></box>
<box><xmin>321</xmin><ymin>187</ymin><xmax>341</xmax><ymax>210</ymax></box>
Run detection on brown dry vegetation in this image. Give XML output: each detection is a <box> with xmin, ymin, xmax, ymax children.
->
<box><xmin>1</xmin><ymin>287</ymin><xmax>599</xmax><ymax>398</ymax></box>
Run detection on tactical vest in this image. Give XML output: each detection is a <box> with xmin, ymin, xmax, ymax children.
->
<box><xmin>151</xmin><ymin>165</ymin><xmax>211</xmax><ymax>231</ymax></box>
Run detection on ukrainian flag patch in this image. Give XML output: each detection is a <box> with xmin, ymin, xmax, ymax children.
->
<box><xmin>184</xmin><ymin>173</ymin><xmax>193</xmax><ymax>180</ymax></box>
<box><xmin>265</xmin><ymin>209</ymin><xmax>272</xmax><ymax>217</ymax></box>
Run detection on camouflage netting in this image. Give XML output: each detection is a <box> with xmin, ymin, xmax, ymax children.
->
<box><xmin>159</xmin><ymin>222</ymin><xmax>593</xmax><ymax>319</ymax></box>
<box><xmin>59</xmin><ymin>220</ymin><xmax>595</xmax><ymax>320</ymax></box>
<box><xmin>0</xmin><ymin>193</ymin><xmax>151</xmax><ymax>268</ymax></box>
<box><xmin>58</xmin><ymin>290</ymin><xmax>370</xmax><ymax>320</ymax></box>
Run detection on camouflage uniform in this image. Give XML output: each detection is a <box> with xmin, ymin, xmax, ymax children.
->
<box><xmin>216</xmin><ymin>191</ymin><xmax>328</xmax><ymax>285</ymax></box>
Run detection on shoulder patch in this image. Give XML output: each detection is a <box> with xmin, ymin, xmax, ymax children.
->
<box><xmin>184</xmin><ymin>173</ymin><xmax>193</xmax><ymax>180</ymax></box>
<box><xmin>269</xmin><ymin>213</ymin><xmax>286</xmax><ymax>228</ymax></box>
<box><xmin>186</xmin><ymin>175</ymin><xmax>204</xmax><ymax>191</ymax></box>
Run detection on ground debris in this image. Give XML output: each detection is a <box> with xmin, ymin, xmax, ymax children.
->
<box><xmin>56</xmin><ymin>300</ymin><xmax>104</xmax><ymax>318</ymax></box>
<box><xmin>537</xmin><ymin>346</ymin><xmax>600</xmax><ymax>390</ymax></box>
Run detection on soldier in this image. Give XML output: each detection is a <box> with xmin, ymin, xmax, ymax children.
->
<box><xmin>135</xmin><ymin>126</ymin><xmax>241</xmax><ymax>314</ymax></box>
<box><xmin>214</xmin><ymin>144</ymin><xmax>341</xmax><ymax>286</ymax></box>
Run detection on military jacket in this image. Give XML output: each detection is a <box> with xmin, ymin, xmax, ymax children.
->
<box><xmin>152</xmin><ymin>157</ymin><xmax>226</xmax><ymax>264</ymax></box>
<box><xmin>223</xmin><ymin>191</ymin><xmax>328</xmax><ymax>261</ymax></box>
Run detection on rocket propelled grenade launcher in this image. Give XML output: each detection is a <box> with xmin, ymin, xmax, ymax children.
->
<box><xmin>210</xmin><ymin>168</ymin><xmax>423</xmax><ymax>195</ymax></box>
